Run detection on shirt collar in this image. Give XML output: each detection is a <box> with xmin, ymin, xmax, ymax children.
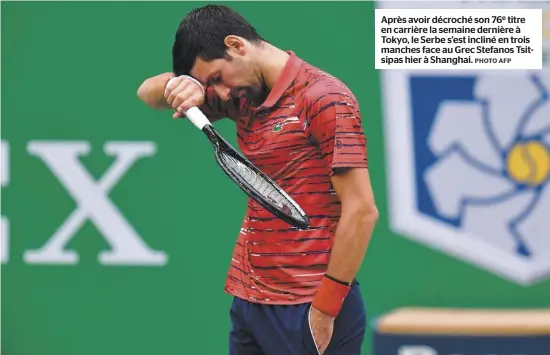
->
<box><xmin>258</xmin><ymin>51</ymin><xmax>303</xmax><ymax>110</ymax></box>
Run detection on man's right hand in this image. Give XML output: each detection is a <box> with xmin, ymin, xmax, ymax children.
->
<box><xmin>164</xmin><ymin>76</ymin><xmax>205</xmax><ymax>119</ymax></box>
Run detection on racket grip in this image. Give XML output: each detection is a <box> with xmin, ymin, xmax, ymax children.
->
<box><xmin>185</xmin><ymin>106</ymin><xmax>211</xmax><ymax>130</ymax></box>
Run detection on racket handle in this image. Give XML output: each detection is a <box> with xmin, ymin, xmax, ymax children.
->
<box><xmin>185</xmin><ymin>106</ymin><xmax>211</xmax><ymax>130</ymax></box>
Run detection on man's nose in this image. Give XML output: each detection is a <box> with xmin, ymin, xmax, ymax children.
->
<box><xmin>213</xmin><ymin>85</ymin><xmax>231</xmax><ymax>101</ymax></box>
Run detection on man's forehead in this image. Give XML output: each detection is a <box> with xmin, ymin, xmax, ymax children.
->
<box><xmin>190</xmin><ymin>58</ymin><xmax>218</xmax><ymax>85</ymax></box>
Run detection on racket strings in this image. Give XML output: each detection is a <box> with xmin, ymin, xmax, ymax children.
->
<box><xmin>220</xmin><ymin>153</ymin><xmax>305</xmax><ymax>221</ymax></box>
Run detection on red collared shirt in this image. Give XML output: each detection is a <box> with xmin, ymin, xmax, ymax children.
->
<box><xmin>202</xmin><ymin>51</ymin><xmax>368</xmax><ymax>304</ymax></box>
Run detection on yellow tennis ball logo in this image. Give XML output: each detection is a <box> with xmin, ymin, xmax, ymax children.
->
<box><xmin>506</xmin><ymin>141</ymin><xmax>550</xmax><ymax>186</ymax></box>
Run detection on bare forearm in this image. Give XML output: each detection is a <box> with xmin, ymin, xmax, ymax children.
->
<box><xmin>325</xmin><ymin>205</ymin><xmax>378</xmax><ymax>283</ymax></box>
<box><xmin>137</xmin><ymin>72</ymin><xmax>174</xmax><ymax>109</ymax></box>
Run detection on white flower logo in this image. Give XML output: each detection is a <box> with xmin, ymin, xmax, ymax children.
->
<box><xmin>424</xmin><ymin>74</ymin><xmax>550</xmax><ymax>261</ymax></box>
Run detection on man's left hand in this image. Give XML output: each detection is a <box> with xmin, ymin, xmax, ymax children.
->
<box><xmin>308</xmin><ymin>306</ymin><xmax>335</xmax><ymax>354</ymax></box>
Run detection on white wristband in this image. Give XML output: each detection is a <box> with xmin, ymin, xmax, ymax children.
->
<box><xmin>165</xmin><ymin>75</ymin><xmax>205</xmax><ymax>96</ymax></box>
<box><xmin>164</xmin><ymin>76</ymin><xmax>178</xmax><ymax>91</ymax></box>
<box><xmin>181</xmin><ymin>75</ymin><xmax>205</xmax><ymax>95</ymax></box>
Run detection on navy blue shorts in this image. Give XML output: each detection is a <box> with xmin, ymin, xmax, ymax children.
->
<box><xmin>229</xmin><ymin>280</ymin><xmax>366</xmax><ymax>355</ymax></box>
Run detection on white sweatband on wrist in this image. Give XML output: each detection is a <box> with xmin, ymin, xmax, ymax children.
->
<box><xmin>180</xmin><ymin>75</ymin><xmax>205</xmax><ymax>95</ymax></box>
<box><xmin>165</xmin><ymin>75</ymin><xmax>205</xmax><ymax>96</ymax></box>
<box><xmin>164</xmin><ymin>76</ymin><xmax>178</xmax><ymax>91</ymax></box>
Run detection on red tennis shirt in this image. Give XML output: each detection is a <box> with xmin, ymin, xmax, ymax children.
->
<box><xmin>201</xmin><ymin>51</ymin><xmax>368</xmax><ymax>305</ymax></box>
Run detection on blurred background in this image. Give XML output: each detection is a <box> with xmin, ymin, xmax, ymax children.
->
<box><xmin>1</xmin><ymin>1</ymin><xmax>549</xmax><ymax>355</ymax></box>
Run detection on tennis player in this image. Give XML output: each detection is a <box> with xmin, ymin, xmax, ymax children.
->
<box><xmin>137</xmin><ymin>5</ymin><xmax>378</xmax><ymax>355</ymax></box>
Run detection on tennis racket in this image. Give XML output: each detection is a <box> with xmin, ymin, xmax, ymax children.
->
<box><xmin>184</xmin><ymin>106</ymin><xmax>310</xmax><ymax>230</ymax></box>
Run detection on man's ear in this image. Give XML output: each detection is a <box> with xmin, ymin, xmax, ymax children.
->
<box><xmin>224</xmin><ymin>35</ymin><xmax>246</xmax><ymax>56</ymax></box>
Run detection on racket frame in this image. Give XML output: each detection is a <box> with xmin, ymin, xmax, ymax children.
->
<box><xmin>201</xmin><ymin>124</ymin><xmax>310</xmax><ymax>230</ymax></box>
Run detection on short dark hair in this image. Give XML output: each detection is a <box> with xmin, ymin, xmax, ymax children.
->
<box><xmin>172</xmin><ymin>5</ymin><xmax>265</xmax><ymax>76</ymax></box>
